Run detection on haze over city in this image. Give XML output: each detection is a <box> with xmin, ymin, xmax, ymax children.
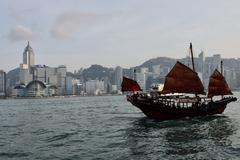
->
<box><xmin>1</xmin><ymin>0</ymin><xmax>240</xmax><ymax>72</ymax></box>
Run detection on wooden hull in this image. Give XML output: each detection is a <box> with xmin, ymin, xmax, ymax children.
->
<box><xmin>127</xmin><ymin>96</ymin><xmax>237</xmax><ymax>120</ymax></box>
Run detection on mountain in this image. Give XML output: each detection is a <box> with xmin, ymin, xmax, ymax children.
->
<box><xmin>6</xmin><ymin>68</ymin><xmax>20</xmax><ymax>87</ymax></box>
<box><xmin>140</xmin><ymin>57</ymin><xmax>176</xmax><ymax>67</ymax></box>
<box><xmin>69</xmin><ymin>57</ymin><xmax>178</xmax><ymax>81</ymax></box>
<box><xmin>137</xmin><ymin>57</ymin><xmax>176</xmax><ymax>71</ymax></box>
<box><xmin>81</xmin><ymin>64</ymin><xmax>114</xmax><ymax>81</ymax></box>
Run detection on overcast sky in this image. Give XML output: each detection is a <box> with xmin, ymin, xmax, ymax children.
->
<box><xmin>1</xmin><ymin>0</ymin><xmax>240</xmax><ymax>72</ymax></box>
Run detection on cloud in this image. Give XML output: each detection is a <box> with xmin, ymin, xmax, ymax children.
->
<box><xmin>8</xmin><ymin>25</ymin><xmax>33</xmax><ymax>42</ymax></box>
<box><xmin>51</xmin><ymin>11</ymin><xmax>109</xmax><ymax>39</ymax></box>
<box><xmin>51</xmin><ymin>11</ymin><xmax>98</xmax><ymax>39</ymax></box>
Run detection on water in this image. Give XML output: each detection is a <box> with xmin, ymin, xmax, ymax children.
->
<box><xmin>0</xmin><ymin>94</ymin><xmax>240</xmax><ymax>160</ymax></box>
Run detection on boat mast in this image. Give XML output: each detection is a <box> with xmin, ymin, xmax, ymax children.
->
<box><xmin>190</xmin><ymin>43</ymin><xmax>198</xmax><ymax>98</ymax></box>
<box><xmin>221</xmin><ymin>60</ymin><xmax>223</xmax><ymax>74</ymax></box>
<box><xmin>189</xmin><ymin>42</ymin><xmax>195</xmax><ymax>72</ymax></box>
<box><xmin>221</xmin><ymin>60</ymin><xmax>223</xmax><ymax>99</ymax></box>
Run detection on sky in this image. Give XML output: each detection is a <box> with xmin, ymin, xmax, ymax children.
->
<box><xmin>1</xmin><ymin>0</ymin><xmax>240</xmax><ymax>72</ymax></box>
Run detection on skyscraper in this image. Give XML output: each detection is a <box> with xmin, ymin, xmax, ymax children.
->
<box><xmin>16</xmin><ymin>42</ymin><xmax>68</xmax><ymax>96</ymax></box>
<box><xmin>20</xmin><ymin>41</ymin><xmax>35</xmax><ymax>85</ymax></box>
<box><xmin>114</xmin><ymin>66</ymin><xmax>123</xmax><ymax>90</ymax></box>
<box><xmin>0</xmin><ymin>70</ymin><xmax>6</xmax><ymax>98</ymax></box>
<box><xmin>23</xmin><ymin>41</ymin><xmax>35</xmax><ymax>68</ymax></box>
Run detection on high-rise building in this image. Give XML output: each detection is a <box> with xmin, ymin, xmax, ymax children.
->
<box><xmin>56</xmin><ymin>65</ymin><xmax>67</xmax><ymax>95</ymax></box>
<box><xmin>20</xmin><ymin>42</ymin><xmax>35</xmax><ymax>85</ymax></box>
<box><xmin>114</xmin><ymin>66</ymin><xmax>123</xmax><ymax>90</ymax></box>
<box><xmin>66</xmin><ymin>76</ymin><xmax>73</xmax><ymax>95</ymax></box>
<box><xmin>19</xmin><ymin>63</ymin><xmax>32</xmax><ymax>85</ymax></box>
<box><xmin>0</xmin><ymin>70</ymin><xmax>6</xmax><ymax>98</ymax></box>
<box><xmin>85</xmin><ymin>80</ymin><xmax>105</xmax><ymax>95</ymax></box>
<box><xmin>34</xmin><ymin>65</ymin><xmax>67</xmax><ymax>95</ymax></box>
<box><xmin>135</xmin><ymin>72</ymin><xmax>146</xmax><ymax>91</ymax></box>
<box><xmin>18</xmin><ymin>42</ymin><xmax>67</xmax><ymax>96</ymax></box>
<box><xmin>23</xmin><ymin>41</ymin><xmax>35</xmax><ymax>68</ymax></box>
<box><xmin>72</xmin><ymin>79</ymin><xmax>84</xmax><ymax>95</ymax></box>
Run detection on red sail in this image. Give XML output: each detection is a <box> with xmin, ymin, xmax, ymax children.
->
<box><xmin>161</xmin><ymin>61</ymin><xmax>205</xmax><ymax>94</ymax></box>
<box><xmin>208</xmin><ymin>69</ymin><xmax>232</xmax><ymax>97</ymax></box>
<box><xmin>121</xmin><ymin>76</ymin><xmax>142</xmax><ymax>92</ymax></box>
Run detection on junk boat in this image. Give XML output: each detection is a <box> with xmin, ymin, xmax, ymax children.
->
<box><xmin>121</xmin><ymin>43</ymin><xmax>237</xmax><ymax>120</ymax></box>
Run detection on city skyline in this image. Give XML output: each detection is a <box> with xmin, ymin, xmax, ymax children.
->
<box><xmin>1</xmin><ymin>0</ymin><xmax>240</xmax><ymax>72</ymax></box>
<box><xmin>4</xmin><ymin>40</ymin><xmax>240</xmax><ymax>97</ymax></box>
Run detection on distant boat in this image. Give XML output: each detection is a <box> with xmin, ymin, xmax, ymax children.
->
<box><xmin>121</xmin><ymin>43</ymin><xmax>237</xmax><ymax>120</ymax></box>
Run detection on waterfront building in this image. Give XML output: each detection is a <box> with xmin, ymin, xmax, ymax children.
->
<box><xmin>66</xmin><ymin>76</ymin><xmax>73</xmax><ymax>95</ymax></box>
<box><xmin>0</xmin><ymin>70</ymin><xmax>6</xmax><ymax>98</ymax></box>
<box><xmin>19</xmin><ymin>63</ymin><xmax>32</xmax><ymax>85</ymax></box>
<box><xmin>46</xmin><ymin>84</ymin><xmax>57</xmax><ymax>96</ymax></box>
<box><xmin>223</xmin><ymin>68</ymin><xmax>237</xmax><ymax>89</ymax></box>
<box><xmin>103</xmin><ymin>77</ymin><xmax>111</xmax><ymax>93</ymax></box>
<box><xmin>85</xmin><ymin>80</ymin><xmax>105</xmax><ymax>95</ymax></box>
<box><xmin>72</xmin><ymin>79</ymin><xmax>84</xmax><ymax>95</ymax></box>
<box><xmin>114</xmin><ymin>66</ymin><xmax>123</xmax><ymax>91</ymax></box>
<box><xmin>18</xmin><ymin>42</ymin><xmax>67</xmax><ymax>96</ymax></box>
<box><xmin>72</xmin><ymin>79</ymin><xmax>80</xmax><ymax>95</ymax></box>
<box><xmin>12</xmin><ymin>84</ymin><xmax>26</xmax><ymax>97</ymax></box>
<box><xmin>25</xmin><ymin>80</ymin><xmax>46</xmax><ymax>97</ymax></box>
<box><xmin>135</xmin><ymin>72</ymin><xmax>146</xmax><ymax>91</ymax></box>
<box><xmin>33</xmin><ymin>65</ymin><xmax>67</xmax><ymax>95</ymax></box>
<box><xmin>202</xmin><ymin>54</ymin><xmax>221</xmax><ymax>88</ymax></box>
<box><xmin>140</xmin><ymin>67</ymin><xmax>163</xmax><ymax>91</ymax></box>
<box><xmin>111</xmin><ymin>85</ymin><xmax>118</xmax><ymax>93</ymax></box>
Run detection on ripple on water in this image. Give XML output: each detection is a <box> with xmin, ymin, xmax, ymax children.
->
<box><xmin>0</xmin><ymin>95</ymin><xmax>239</xmax><ymax>160</ymax></box>
<box><xmin>0</xmin><ymin>152</ymin><xmax>29</xmax><ymax>159</ymax></box>
<box><xmin>45</xmin><ymin>132</ymin><xmax>78</xmax><ymax>143</ymax></box>
<box><xmin>32</xmin><ymin>128</ymin><xmax>53</xmax><ymax>135</ymax></box>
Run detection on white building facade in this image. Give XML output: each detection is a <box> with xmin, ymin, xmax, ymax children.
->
<box><xmin>18</xmin><ymin>42</ymin><xmax>67</xmax><ymax>96</ymax></box>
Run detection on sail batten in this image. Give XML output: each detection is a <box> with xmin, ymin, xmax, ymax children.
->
<box><xmin>121</xmin><ymin>76</ymin><xmax>142</xmax><ymax>92</ymax></box>
<box><xmin>161</xmin><ymin>61</ymin><xmax>205</xmax><ymax>94</ymax></box>
<box><xmin>208</xmin><ymin>69</ymin><xmax>232</xmax><ymax>97</ymax></box>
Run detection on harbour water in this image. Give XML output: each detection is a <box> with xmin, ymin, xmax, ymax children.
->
<box><xmin>0</xmin><ymin>94</ymin><xmax>240</xmax><ymax>160</ymax></box>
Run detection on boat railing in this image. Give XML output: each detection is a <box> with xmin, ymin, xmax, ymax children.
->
<box><xmin>132</xmin><ymin>92</ymin><xmax>214</xmax><ymax>109</ymax></box>
<box><xmin>152</xmin><ymin>96</ymin><xmax>200</xmax><ymax>109</ymax></box>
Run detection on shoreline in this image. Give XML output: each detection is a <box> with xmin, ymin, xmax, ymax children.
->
<box><xmin>1</xmin><ymin>94</ymin><xmax>124</xmax><ymax>100</ymax></box>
